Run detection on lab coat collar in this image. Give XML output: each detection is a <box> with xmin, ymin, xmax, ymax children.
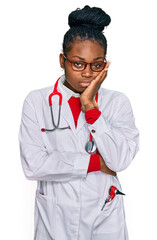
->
<box><xmin>58</xmin><ymin>75</ymin><xmax>80</xmax><ymax>101</ymax></box>
<box><xmin>57</xmin><ymin>76</ymin><xmax>83</xmax><ymax>134</ymax></box>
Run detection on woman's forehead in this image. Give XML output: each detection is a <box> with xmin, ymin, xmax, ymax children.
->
<box><xmin>67</xmin><ymin>39</ymin><xmax>105</xmax><ymax>59</ymax></box>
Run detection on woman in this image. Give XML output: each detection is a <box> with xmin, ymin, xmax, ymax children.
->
<box><xmin>19</xmin><ymin>5</ymin><xmax>139</xmax><ymax>240</ymax></box>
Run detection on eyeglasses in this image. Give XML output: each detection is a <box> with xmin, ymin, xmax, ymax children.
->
<box><xmin>63</xmin><ymin>55</ymin><xmax>107</xmax><ymax>72</ymax></box>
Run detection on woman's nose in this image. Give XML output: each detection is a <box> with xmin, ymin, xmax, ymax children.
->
<box><xmin>81</xmin><ymin>63</ymin><xmax>93</xmax><ymax>78</ymax></box>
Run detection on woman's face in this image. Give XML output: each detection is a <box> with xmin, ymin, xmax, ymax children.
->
<box><xmin>60</xmin><ymin>39</ymin><xmax>106</xmax><ymax>94</ymax></box>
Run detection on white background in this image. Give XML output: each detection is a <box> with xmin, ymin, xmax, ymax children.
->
<box><xmin>0</xmin><ymin>0</ymin><xmax>157</xmax><ymax>239</ymax></box>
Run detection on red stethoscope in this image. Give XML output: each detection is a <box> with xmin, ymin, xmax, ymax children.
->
<box><xmin>41</xmin><ymin>77</ymin><xmax>69</xmax><ymax>132</ymax></box>
<box><xmin>41</xmin><ymin>76</ymin><xmax>98</xmax><ymax>155</ymax></box>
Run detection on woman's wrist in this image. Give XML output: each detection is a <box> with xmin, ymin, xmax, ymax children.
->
<box><xmin>81</xmin><ymin>99</ymin><xmax>100</xmax><ymax>112</ymax></box>
<box><xmin>81</xmin><ymin>102</ymin><xmax>96</xmax><ymax>112</ymax></box>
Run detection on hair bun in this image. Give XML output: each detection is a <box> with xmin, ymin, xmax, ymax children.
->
<box><xmin>68</xmin><ymin>5</ymin><xmax>111</xmax><ymax>31</ymax></box>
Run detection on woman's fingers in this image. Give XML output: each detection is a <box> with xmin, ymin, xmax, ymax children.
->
<box><xmin>80</xmin><ymin>61</ymin><xmax>111</xmax><ymax>104</ymax></box>
<box><xmin>105</xmin><ymin>61</ymin><xmax>111</xmax><ymax>70</ymax></box>
<box><xmin>88</xmin><ymin>61</ymin><xmax>111</xmax><ymax>92</ymax></box>
<box><xmin>95</xmin><ymin>61</ymin><xmax>111</xmax><ymax>83</ymax></box>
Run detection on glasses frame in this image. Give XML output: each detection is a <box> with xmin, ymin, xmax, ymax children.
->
<box><xmin>63</xmin><ymin>55</ymin><xmax>107</xmax><ymax>72</ymax></box>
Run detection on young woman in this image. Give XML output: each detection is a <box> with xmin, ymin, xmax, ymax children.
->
<box><xmin>19</xmin><ymin>5</ymin><xmax>139</xmax><ymax>240</ymax></box>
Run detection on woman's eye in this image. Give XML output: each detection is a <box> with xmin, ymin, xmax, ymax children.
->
<box><xmin>74</xmin><ymin>62</ymin><xmax>83</xmax><ymax>68</ymax></box>
<box><xmin>93</xmin><ymin>63</ymin><xmax>102</xmax><ymax>68</ymax></box>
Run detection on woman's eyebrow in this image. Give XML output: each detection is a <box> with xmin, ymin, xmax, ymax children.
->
<box><xmin>71</xmin><ymin>56</ymin><xmax>85</xmax><ymax>60</ymax></box>
<box><xmin>93</xmin><ymin>57</ymin><xmax>104</xmax><ymax>60</ymax></box>
<box><xmin>71</xmin><ymin>56</ymin><xmax>104</xmax><ymax>60</ymax></box>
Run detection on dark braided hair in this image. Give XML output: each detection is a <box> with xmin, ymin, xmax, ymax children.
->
<box><xmin>63</xmin><ymin>5</ymin><xmax>111</xmax><ymax>56</ymax></box>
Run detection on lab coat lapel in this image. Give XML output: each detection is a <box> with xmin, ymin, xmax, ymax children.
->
<box><xmin>61</xmin><ymin>97</ymin><xmax>87</xmax><ymax>134</ymax></box>
<box><xmin>61</xmin><ymin>98</ymin><xmax>76</xmax><ymax>134</ymax></box>
<box><xmin>76</xmin><ymin>111</ymin><xmax>86</xmax><ymax>133</ymax></box>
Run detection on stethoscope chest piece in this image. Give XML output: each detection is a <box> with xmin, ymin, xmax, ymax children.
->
<box><xmin>85</xmin><ymin>141</ymin><xmax>97</xmax><ymax>155</ymax></box>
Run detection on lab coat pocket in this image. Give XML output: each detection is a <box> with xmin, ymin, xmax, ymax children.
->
<box><xmin>100</xmin><ymin>194</ymin><xmax>121</xmax><ymax>215</ymax></box>
<box><xmin>93</xmin><ymin>195</ymin><xmax>125</xmax><ymax>235</ymax></box>
<box><xmin>35</xmin><ymin>190</ymin><xmax>57</xmax><ymax>239</ymax></box>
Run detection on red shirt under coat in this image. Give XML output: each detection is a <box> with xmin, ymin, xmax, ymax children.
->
<box><xmin>68</xmin><ymin>96</ymin><xmax>101</xmax><ymax>173</ymax></box>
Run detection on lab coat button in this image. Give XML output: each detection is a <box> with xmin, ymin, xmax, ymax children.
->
<box><xmin>91</xmin><ymin>129</ymin><xmax>96</xmax><ymax>133</ymax></box>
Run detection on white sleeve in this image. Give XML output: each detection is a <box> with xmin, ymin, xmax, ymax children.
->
<box><xmin>18</xmin><ymin>93</ymin><xmax>90</xmax><ymax>182</ymax></box>
<box><xmin>87</xmin><ymin>93</ymin><xmax>139</xmax><ymax>172</ymax></box>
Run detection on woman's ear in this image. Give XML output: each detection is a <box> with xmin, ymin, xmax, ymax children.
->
<box><xmin>59</xmin><ymin>53</ymin><xmax>65</xmax><ymax>69</ymax></box>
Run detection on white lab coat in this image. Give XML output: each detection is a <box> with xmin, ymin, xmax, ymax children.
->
<box><xmin>18</xmin><ymin>76</ymin><xmax>139</xmax><ymax>240</ymax></box>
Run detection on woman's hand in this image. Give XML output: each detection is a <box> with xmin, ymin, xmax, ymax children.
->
<box><xmin>99</xmin><ymin>153</ymin><xmax>117</xmax><ymax>176</ymax></box>
<box><xmin>80</xmin><ymin>61</ymin><xmax>111</xmax><ymax>111</ymax></box>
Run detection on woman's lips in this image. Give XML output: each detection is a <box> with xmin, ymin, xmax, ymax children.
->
<box><xmin>79</xmin><ymin>81</ymin><xmax>91</xmax><ymax>87</ymax></box>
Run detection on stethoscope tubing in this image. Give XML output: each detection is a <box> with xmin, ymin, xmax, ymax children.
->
<box><xmin>41</xmin><ymin>77</ymin><xmax>69</xmax><ymax>132</ymax></box>
<box><xmin>50</xmin><ymin>104</ymin><xmax>61</xmax><ymax>128</ymax></box>
<box><xmin>48</xmin><ymin>78</ymin><xmax>62</xmax><ymax>106</ymax></box>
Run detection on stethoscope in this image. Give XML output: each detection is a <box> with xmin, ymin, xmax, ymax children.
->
<box><xmin>41</xmin><ymin>77</ymin><xmax>69</xmax><ymax>132</ymax></box>
<box><xmin>41</xmin><ymin>76</ymin><xmax>98</xmax><ymax>155</ymax></box>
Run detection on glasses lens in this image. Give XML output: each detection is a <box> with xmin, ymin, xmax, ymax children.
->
<box><xmin>72</xmin><ymin>62</ymin><xmax>85</xmax><ymax>71</ymax></box>
<box><xmin>91</xmin><ymin>62</ymin><xmax>106</xmax><ymax>72</ymax></box>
